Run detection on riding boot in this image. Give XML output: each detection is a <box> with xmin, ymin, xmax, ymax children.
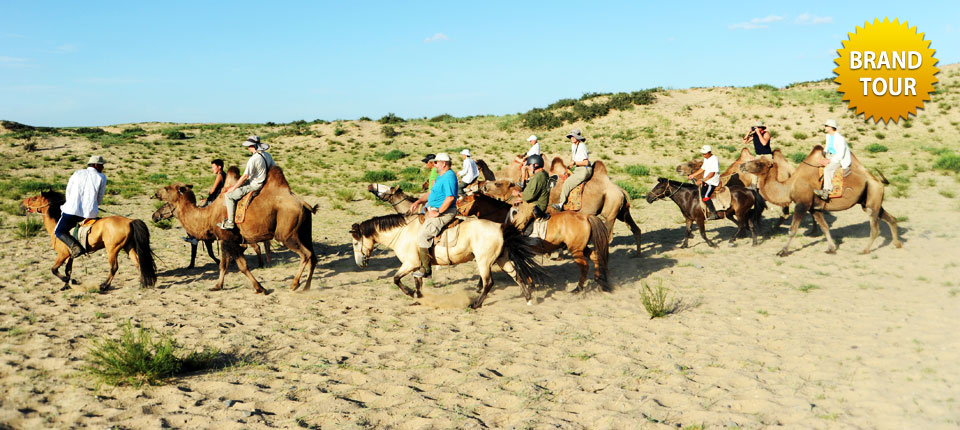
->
<box><xmin>813</xmin><ymin>189</ymin><xmax>831</xmax><ymax>201</ymax></box>
<box><xmin>704</xmin><ymin>199</ymin><xmax>723</xmax><ymax>220</ymax></box>
<box><xmin>413</xmin><ymin>247</ymin><xmax>432</xmax><ymax>279</ymax></box>
<box><xmin>56</xmin><ymin>234</ymin><xmax>85</xmax><ymax>258</ymax></box>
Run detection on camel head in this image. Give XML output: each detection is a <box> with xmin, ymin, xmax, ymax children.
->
<box><xmin>739</xmin><ymin>158</ymin><xmax>774</xmax><ymax>175</ymax></box>
<box><xmin>480</xmin><ymin>180</ymin><xmax>519</xmax><ymax>201</ymax></box>
<box><xmin>155</xmin><ymin>183</ymin><xmax>195</xmax><ymax>204</ymax></box>
<box><xmin>676</xmin><ymin>160</ymin><xmax>702</xmax><ymax>176</ymax></box>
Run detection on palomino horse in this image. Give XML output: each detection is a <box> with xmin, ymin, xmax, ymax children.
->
<box><xmin>156</xmin><ymin>167</ymin><xmax>317</xmax><ymax>293</ymax></box>
<box><xmin>151</xmin><ymin>202</ymin><xmax>272</xmax><ymax>268</ymax></box>
<box><xmin>646</xmin><ymin>178</ymin><xmax>765</xmax><ymax>248</ymax></box>
<box><xmin>508</xmin><ymin>202</ymin><xmax>612</xmax><ymax>292</ymax></box>
<box><xmin>350</xmin><ymin>214</ymin><xmax>548</xmax><ymax>308</ymax></box>
<box><xmin>21</xmin><ymin>191</ymin><xmax>157</xmax><ymax>291</ymax></box>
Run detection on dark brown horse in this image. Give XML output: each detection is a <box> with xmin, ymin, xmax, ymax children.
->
<box><xmin>457</xmin><ymin>193</ymin><xmax>513</xmax><ymax>223</ymax></box>
<box><xmin>21</xmin><ymin>191</ymin><xmax>157</xmax><ymax>291</ymax></box>
<box><xmin>646</xmin><ymin>178</ymin><xmax>765</xmax><ymax>247</ymax></box>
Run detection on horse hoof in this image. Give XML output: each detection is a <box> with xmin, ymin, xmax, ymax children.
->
<box><xmin>415</xmin><ymin>291</ymin><xmax>423</xmax><ymax>299</ymax></box>
<box><xmin>209</xmin><ymin>286</ymin><xmax>223</xmax><ymax>291</ymax></box>
<box><xmin>526</xmin><ymin>300</ymin><xmax>532</xmax><ymax>306</ymax></box>
<box><xmin>826</xmin><ymin>248</ymin><xmax>837</xmax><ymax>255</ymax></box>
<box><xmin>60</xmin><ymin>284</ymin><xmax>71</xmax><ymax>292</ymax></box>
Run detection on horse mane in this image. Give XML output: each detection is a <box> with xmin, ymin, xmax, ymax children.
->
<box><xmin>592</xmin><ymin>160</ymin><xmax>608</xmax><ymax>177</ymax></box>
<box><xmin>473</xmin><ymin>192</ymin><xmax>511</xmax><ymax>208</ymax></box>
<box><xmin>355</xmin><ymin>213</ymin><xmax>407</xmax><ymax>238</ymax></box>
<box><xmin>40</xmin><ymin>190</ymin><xmax>65</xmax><ymax>218</ymax></box>
<box><xmin>659</xmin><ymin>177</ymin><xmax>697</xmax><ymax>189</ymax></box>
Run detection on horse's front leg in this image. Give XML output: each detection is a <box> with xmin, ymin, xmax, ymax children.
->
<box><xmin>681</xmin><ymin>219</ymin><xmax>693</xmax><ymax>248</ymax></box>
<box><xmin>698</xmin><ymin>217</ymin><xmax>717</xmax><ymax>248</ymax></box>
<box><xmin>393</xmin><ymin>263</ymin><xmax>418</xmax><ymax>297</ymax></box>
<box><xmin>51</xmin><ymin>251</ymin><xmax>70</xmax><ymax>285</ymax></box>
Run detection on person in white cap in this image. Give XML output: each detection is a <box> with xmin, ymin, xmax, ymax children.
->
<box><xmin>456</xmin><ymin>148</ymin><xmax>479</xmax><ymax>195</ymax></box>
<box><xmin>409</xmin><ymin>152</ymin><xmax>459</xmax><ymax>278</ymax></box>
<box><xmin>686</xmin><ymin>145</ymin><xmax>723</xmax><ymax>220</ymax></box>
<box><xmin>56</xmin><ymin>155</ymin><xmax>108</xmax><ymax>257</ymax></box>
<box><xmin>218</xmin><ymin>135</ymin><xmax>276</xmax><ymax>230</ymax></box>
<box><xmin>514</xmin><ymin>135</ymin><xmax>541</xmax><ymax>182</ymax></box>
<box><xmin>552</xmin><ymin>129</ymin><xmax>592</xmax><ymax>211</ymax></box>
<box><xmin>815</xmin><ymin>119</ymin><xmax>852</xmax><ymax>201</ymax></box>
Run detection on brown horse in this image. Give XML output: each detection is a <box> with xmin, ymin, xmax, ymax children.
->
<box><xmin>368</xmin><ymin>183</ymin><xmax>417</xmax><ymax>214</ymax></box>
<box><xmin>151</xmin><ymin>202</ymin><xmax>272</xmax><ymax>268</ymax></box>
<box><xmin>646</xmin><ymin>178</ymin><xmax>765</xmax><ymax>247</ymax></box>
<box><xmin>482</xmin><ymin>158</ymin><xmax>643</xmax><ymax>256</ymax></box>
<box><xmin>155</xmin><ymin>167</ymin><xmax>317</xmax><ymax>293</ymax></box>
<box><xmin>457</xmin><ymin>193</ymin><xmax>513</xmax><ymax>223</ymax></box>
<box><xmin>509</xmin><ymin>202</ymin><xmax>612</xmax><ymax>292</ymax></box>
<box><xmin>740</xmin><ymin>146</ymin><xmax>901</xmax><ymax>255</ymax></box>
<box><xmin>21</xmin><ymin>191</ymin><xmax>157</xmax><ymax>291</ymax></box>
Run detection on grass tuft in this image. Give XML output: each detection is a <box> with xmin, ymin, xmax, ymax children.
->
<box><xmin>933</xmin><ymin>154</ymin><xmax>960</xmax><ymax>173</ymax></box>
<box><xmin>16</xmin><ymin>218</ymin><xmax>44</xmax><ymax>239</ymax></box>
<box><xmin>640</xmin><ymin>281</ymin><xmax>678</xmax><ymax>319</ymax></box>
<box><xmin>865</xmin><ymin>143</ymin><xmax>888</xmax><ymax>153</ymax></box>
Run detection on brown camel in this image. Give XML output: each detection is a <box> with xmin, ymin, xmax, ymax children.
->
<box><xmin>493</xmin><ymin>154</ymin><xmax>554</xmax><ymax>183</ymax></box>
<box><xmin>155</xmin><ymin>167</ymin><xmax>318</xmax><ymax>293</ymax></box>
<box><xmin>739</xmin><ymin>146</ymin><xmax>902</xmax><ymax>255</ymax></box>
<box><xmin>151</xmin><ymin>201</ymin><xmax>272</xmax><ymax>268</ymax></box>
<box><xmin>481</xmin><ymin>157</ymin><xmax>643</xmax><ymax>256</ymax></box>
<box><xmin>21</xmin><ymin>191</ymin><xmax>157</xmax><ymax>291</ymax></box>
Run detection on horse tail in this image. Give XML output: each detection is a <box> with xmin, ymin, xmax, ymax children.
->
<box><xmin>130</xmin><ymin>219</ymin><xmax>157</xmax><ymax>288</ymax></box>
<box><xmin>587</xmin><ymin>215</ymin><xmax>611</xmax><ymax>287</ymax></box>
<box><xmin>500</xmin><ymin>223</ymin><xmax>550</xmax><ymax>288</ymax></box>
<box><xmin>750</xmin><ymin>189</ymin><xmax>766</xmax><ymax>227</ymax></box>
<box><xmin>873</xmin><ymin>168</ymin><xmax>889</xmax><ymax>185</ymax></box>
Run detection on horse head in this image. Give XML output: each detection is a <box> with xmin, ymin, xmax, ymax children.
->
<box><xmin>646</xmin><ymin>178</ymin><xmax>672</xmax><ymax>204</ymax></box>
<box><xmin>457</xmin><ymin>194</ymin><xmax>476</xmax><ymax>217</ymax></box>
<box><xmin>349</xmin><ymin>222</ymin><xmax>372</xmax><ymax>268</ymax></box>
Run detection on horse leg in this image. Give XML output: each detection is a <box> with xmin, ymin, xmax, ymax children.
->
<box><xmin>51</xmin><ymin>252</ymin><xmax>70</xmax><ymax>285</ymax></box>
<box><xmin>470</xmin><ymin>264</ymin><xmax>495</xmax><ymax>309</ymax></box>
<box><xmin>860</xmin><ymin>207</ymin><xmax>881</xmax><ymax>254</ymax></box>
<box><xmin>393</xmin><ymin>263</ymin><xmax>418</xmax><ymax>297</ymax></box>
<box><xmin>584</xmin><ymin>246</ymin><xmax>609</xmax><ymax>292</ymax></box>
<box><xmin>617</xmin><ymin>207</ymin><xmax>643</xmax><ymax>257</ymax></box>
<box><xmin>778</xmin><ymin>204</ymin><xmax>808</xmax><ymax>257</ymax></box>
<box><xmin>127</xmin><ymin>248</ymin><xmax>141</xmax><ymax>286</ymax></box>
<box><xmin>698</xmin><ymin>216</ymin><xmax>717</xmax><ymax>248</ymax></box>
<box><xmin>203</xmin><ymin>239</ymin><xmax>220</xmax><ymax>266</ymax></box>
<box><xmin>748</xmin><ymin>215</ymin><xmax>758</xmax><ymax>246</ymax></box>
<box><xmin>570</xmin><ymin>249</ymin><xmax>588</xmax><ymax>293</ymax></box>
<box><xmin>810</xmin><ymin>211</ymin><xmax>837</xmax><ymax>254</ymax></box>
<box><xmin>100</xmin><ymin>244</ymin><xmax>122</xmax><ymax>292</ymax></box>
<box><xmin>879</xmin><ymin>208</ymin><xmax>903</xmax><ymax>249</ymax></box>
<box><xmin>681</xmin><ymin>219</ymin><xmax>692</xmax><ymax>248</ymax></box>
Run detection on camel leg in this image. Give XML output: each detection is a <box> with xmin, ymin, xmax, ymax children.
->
<box><xmin>284</xmin><ymin>239</ymin><xmax>310</xmax><ymax>291</ymax></box>
<box><xmin>681</xmin><ymin>219</ymin><xmax>693</xmax><ymax>248</ymax></box>
<box><xmin>860</xmin><ymin>207</ymin><xmax>881</xmax><ymax>254</ymax></box>
<box><xmin>569</xmin><ymin>249</ymin><xmax>589</xmax><ymax>293</ymax></box>
<box><xmin>393</xmin><ymin>263</ymin><xmax>418</xmax><ymax>297</ymax></box>
<box><xmin>252</xmin><ymin>242</ymin><xmax>264</xmax><ymax>268</ymax></box>
<box><xmin>698</xmin><ymin>217</ymin><xmax>717</xmax><ymax>248</ymax></box>
<box><xmin>231</xmin><ymin>244</ymin><xmax>266</xmax><ymax>294</ymax></box>
<box><xmin>212</xmin><ymin>241</ymin><xmax>230</xmax><ymax>291</ymax></box>
<box><xmin>617</xmin><ymin>207</ymin><xmax>643</xmax><ymax>257</ymax></box>
<box><xmin>204</xmin><ymin>239</ymin><xmax>220</xmax><ymax>266</ymax></box>
<box><xmin>810</xmin><ymin>211</ymin><xmax>837</xmax><ymax>254</ymax></box>
<box><xmin>879</xmin><ymin>208</ymin><xmax>903</xmax><ymax>249</ymax></box>
<box><xmin>264</xmin><ymin>241</ymin><xmax>272</xmax><ymax>266</ymax></box>
<box><xmin>100</xmin><ymin>243</ymin><xmax>122</xmax><ymax>292</ymax></box>
<box><xmin>778</xmin><ymin>204</ymin><xmax>808</xmax><ymax>257</ymax></box>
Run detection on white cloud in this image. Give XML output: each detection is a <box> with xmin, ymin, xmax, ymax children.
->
<box><xmin>0</xmin><ymin>56</ymin><xmax>31</xmax><ymax>68</ymax></box>
<box><xmin>729</xmin><ymin>15</ymin><xmax>783</xmax><ymax>30</ymax></box>
<box><xmin>796</xmin><ymin>13</ymin><xmax>833</xmax><ymax>25</ymax></box>
<box><xmin>55</xmin><ymin>43</ymin><xmax>78</xmax><ymax>53</ymax></box>
<box><xmin>424</xmin><ymin>33</ymin><xmax>448</xmax><ymax>43</ymax></box>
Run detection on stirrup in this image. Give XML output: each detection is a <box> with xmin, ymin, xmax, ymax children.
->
<box><xmin>551</xmin><ymin>203</ymin><xmax>563</xmax><ymax>211</ymax></box>
<box><xmin>814</xmin><ymin>190</ymin><xmax>830</xmax><ymax>201</ymax></box>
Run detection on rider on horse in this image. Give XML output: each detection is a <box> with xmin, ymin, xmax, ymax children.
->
<box><xmin>552</xmin><ymin>129</ymin><xmax>592</xmax><ymax>211</ymax></box>
<box><xmin>513</xmin><ymin>154</ymin><xmax>550</xmax><ymax>219</ymax></box>
<box><xmin>219</xmin><ymin>135</ymin><xmax>276</xmax><ymax>230</ymax></box>
<box><xmin>686</xmin><ymin>145</ymin><xmax>723</xmax><ymax>220</ymax></box>
<box><xmin>56</xmin><ymin>155</ymin><xmax>108</xmax><ymax>257</ymax></box>
<box><xmin>410</xmin><ymin>152</ymin><xmax>458</xmax><ymax>279</ymax></box>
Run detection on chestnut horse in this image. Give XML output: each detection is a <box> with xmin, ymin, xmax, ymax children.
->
<box><xmin>21</xmin><ymin>191</ymin><xmax>157</xmax><ymax>291</ymax></box>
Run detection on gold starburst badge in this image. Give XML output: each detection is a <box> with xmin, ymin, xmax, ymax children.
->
<box><xmin>834</xmin><ymin>18</ymin><xmax>939</xmax><ymax>124</ymax></box>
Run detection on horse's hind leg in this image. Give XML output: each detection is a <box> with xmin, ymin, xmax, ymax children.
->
<box><xmin>100</xmin><ymin>244</ymin><xmax>122</xmax><ymax>292</ymax></box>
<box><xmin>748</xmin><ymin>216</ymin><xmax>758</xmax><ymax>246</ymax></box>
<box><xmin>570</xmin><ymin>249</ymin><xmax>589</xmax><ymax>293</ymax></box>
<box><xmin>681</xmin><ymin>219</ymin><xmax>693</xmax><ymax>248</ymax></box>
<box><xmin>470</xmin><ymin>265</ymin><xmax>495</xmax><ymax>309</ymax></box>
<box><xmin>698</xmin><ymin>218</ymin><xmax>717</xmax><ymax>248</ymax></box>
<box><xmin>497</xmin><ymin>255</ymin><xmax>532</xmax><ymax>305</ymax></box>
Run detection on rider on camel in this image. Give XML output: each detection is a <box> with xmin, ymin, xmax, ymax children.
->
<box><xmin>218</xmin><ymin>136</ymin><xmax>275</xmax><ymax>230</ymax></box>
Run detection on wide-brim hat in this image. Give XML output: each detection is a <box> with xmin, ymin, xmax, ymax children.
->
<box><xmin>460</xmin><ymin>149</ymin><xmax>471</xmax><ymax>157</ymax></box>
<box><xmin>435</xmin><ymin>152</ymin><xmax>452</xmax><ymax>162</ymax></box>
<box><xmin>566</xmin><ymin>129</ymin><xmax>586</xmax><ymax>141</ymax></box>
<box><xmin>755</xmin><ymin>120</ymin><xmax>765</xmax><ymax>128</ymax></box>
<box><xmin>527</xmin><ymin>135</ymin><xmax>538</xmax><ymax>142</ymax></box>
<box><xmin>88</xmin><ymin>155</ymin><xmax>107</xmax><ymax>165</ymax></box>
<box><xmin>700</xmin><ymin>145</ymin><xmax>712</xmax><ymax>154</ymax></box>
<box><xmin>242</xmin><ymin>135</ymin><xmax>261</xmax><ymax>147</ymax></box>
<box><xmin>824</xmin><ymin>119</ymin><xmax>839</xmax><ymax>129</ymax></box>
<box><xmin>421</xmin><ymin>154</ymin><xmax>436</xmax><ymax>163</ymax></box>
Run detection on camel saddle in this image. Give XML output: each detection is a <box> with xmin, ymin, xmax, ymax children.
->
<box><xmin>71</xmin><ymin>218</ymin><xmax>99</xmax><ymax>251</ymax></box>
<box><xmin>417</xmin><ymin>215</ymin><xmax>464</xmax><ymax>248</ymax></box>
<box><xmin>234</xmin><ymin>188</ymin><xmax>262</xmax><ymax>224</ymax></box>
<box><xmin>548</xmin><ymin>174</ymin><xmax>586</xmax><ymax>211</ymax></box>
<box><xmin>818</xmin><ymin>167</ymin><xmax>851</xmax><ymax>199</ymax></box>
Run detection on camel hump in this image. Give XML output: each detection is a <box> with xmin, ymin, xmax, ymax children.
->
<box><xmin>738</xmin><ymin>147</ymin><xmax>752</xmax><ymax>160</ymax></box>
<box><xmin>266</xmin><ymin>166</ymin><xmax>291</xmax><ymax>189</ymax></box>
<box><xmin>807</xmin><ymin>145</ymin><xmax>825</xmax><ymax>160</ymax></box>
<box><xmin>592</xmin><ymin>160</ymin><xmax>608</xmax><ymax>177</ymax></box>
<box><xmin>549</xmin><ymin>156</ymin><xmax>566</xmax><ymax>176</ymax></box>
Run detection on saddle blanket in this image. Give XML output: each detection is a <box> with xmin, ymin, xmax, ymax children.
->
<box><xmin>563</xmin><ymin>182</ymin><xmax>586</xmax><ymax>211</ymax></box>
<box><xmin>818</xmin><ymin>167</ymin><xmax>851</xmax><ymax>198</ymax></box>
<box><xmin>71</xmin><ymin>218</ymin><xmax>98</xmax><ymax>251</ymax></box>
<box><xmin>235</xmin><ymin>189</ymin><xmax>261</xmax><ymax>224</ymax></box>
<box><xmin>529</xmin><ymin>218</ymin><xmax>548</xmax><ymax>240</ymax></box>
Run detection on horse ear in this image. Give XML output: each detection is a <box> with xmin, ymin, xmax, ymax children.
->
<box><xmin>186</xmin><ymin>184</ymin><xmax>194</xmax><ymax>189</ymax></box>
<box><xmin>349</xmin><ymin>223</ymin><xmax>360</xmax><ymax>239</ymax></box>
<box><xmin>177</xmin><ymin>186</ymin><xmax>188</xmax><ymax>194</ymax></box>
<box><xmin>657</xmin><ymin>177</ymin><xmax>666</xmax><ymax>183</ymax></box>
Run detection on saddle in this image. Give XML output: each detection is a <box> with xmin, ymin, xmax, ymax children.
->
<box><xmin>547</xmin><ymin>174</ymin><xmax>585</xmax><ymax>211</ymax></box>
<box><xmin>417</xmin><ymin>215</ymin><xmax>464</xmax><ymax>248</ymax></box>
<box><xmin>71</xmin><ymin>218</ymin><xmax>99</xmax><ymax>251</ymax></box>
<box><xmin>234</xmin><ymin>188</ymin><xmax>262</xmax><ymax>224</ymax></box>
<box><xmin>818</xmin><ymin>167</ymin><xmax>852</xmax><ymax>198</ymax></box>
<box><xmin>522</xmin><ymin>218</ymin><xmax>549</xmax><ymax>240</ymax></box>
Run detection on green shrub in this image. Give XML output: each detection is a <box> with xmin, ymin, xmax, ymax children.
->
<box><xmin>625</xmin><ymin>164</ymin><xmax>650</xmax><ymax>177</ymax></box>
<box><xmin>933</xmin><ymin>154</ymin><xmax>960</xmax><ymax>173</ymax></box>
<box><xmin>152</xmin><ymin>218</ymin><xmax>174</xmax><ymax>230</ymax></box>
<box><xmin>615</xmin><ymin>180</ymin><xmax>645</xmax><ymax>200</ymax></box>
<box><xmin>121</xmin><ymin>126</ymin><xmax>147</xmax><ymax>137</ymax></box>
<box><xmin>383</xmin><ymin>149</ymin><xmax>407</xmax><ymax>161</ymax></box>
<box><xmin>521</xmin><ymin>108</ymin><xmax>562</xmax><ymax>129</ymax></box>
<box><xmin>333</xmin><ymin>126</ymin><xmax>346</xmax><ymax>136</ymax></box>
<box><xmin>865</xmin><ymin>143</ymin><xmax>888</xmax><ymax>153</ymax></box>
<box><xmin>162</xmin><ymin>129</ymin><xmax>187</xmax><ymax>140</ymax></box>
<box><xmin>718</xmin><ymin>144</ymin><xmax>737</xmax><ymax>153</ymax></box>
<box><xmin>572</xmin><ymin>101</ymin><xmax>609</xmax><ymax>121</ymax></box>
<box><xmin>792</xmin><ymin>132</ymin><xmax>809</xmax><ymax>140</ymax></box>
<box><xmin>394</xmin><ymin>181</ymin><xmax>421</xmax><ymax>193</ymax></box>
<box><xmin>362</xmin><ymin>170</ymin><xmax>397</xmax><ymax>182</ymax></box>
<box><xmin>378</xmin><ymin>113</ymin><xmax>404</xmax><ymax>124</ymax></box>
<box><xmin>752</xmin><ymin>83</ymin><xmax>778</xmax><ymax>91</ymax></box>
<box><xmin>399</xmin><ymin>166</ymin><xmax>423</xmax><ymax>181</ymax></box>
<box><xmin>16</xmin><ymin>218</ymin><xmax>44</xmax><ymax>239</ymax></box>
<box><xmin>381</xmin><ymin>125</ymin><xmax>399</xmax><ymax>138</ymax></box>
<box><xmin>0</xmin><ymin>201</ymin><xmax>26</xmax><ymax>216</ymax></box>
<box><xmin>640</xmin><ymin>281</ymin><xmax>677</xmax><ymax>318</ymax></box>
<box><xmin>357</xmin><ymin>116</ymin><xmax>372</xmax><ymax>121</ymax></box>
<box><xmin>334</xmin><ymin>189</ymin><xmax>356</xmax><ymax>202</ymax></box>
<box><xmin>874</xmin><ymin>132</ymin><xmax>885</xmax><ymax>140</ymax></box>
<box><xmin>789</xmin><ymin>151</ymin><xmax>807</xmax><ymax>164</ymax></box>
<box><xmin>85</xmin><ymin>322</ymin><xmax>221</xmax><ymax>387</ymax></box>
<box><xmin>547</xmin><ymin>98</ymin><xmax>577</xmax><ymax>110</ymax></box>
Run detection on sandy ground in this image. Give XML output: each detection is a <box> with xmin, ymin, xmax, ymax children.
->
<box><xmin>1</xmin><ymin>171</ymin><xmax>958</xmax><ymax>429</ymax></box>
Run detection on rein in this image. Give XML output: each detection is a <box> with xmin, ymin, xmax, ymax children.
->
<box><xmin>24</xmin><ymin>202</ymin><xmax>51</xmax><ymax>212</ymax></box>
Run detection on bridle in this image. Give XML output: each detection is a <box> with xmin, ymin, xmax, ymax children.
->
<box><xmin>652</xmin><ymin>180</ymin><xmax>684</xmax><ymax>201</ymax></box>
<box><xmin>23</xmin><ymin>202</ymin><xmax>50</xmax><ymax>213</ymax></box>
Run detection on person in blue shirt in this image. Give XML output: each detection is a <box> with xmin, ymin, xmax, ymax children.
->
<box><xmin>409</xmin><ymin>152</ymin><xmax>458</xmax><ymax>278</ymax></box>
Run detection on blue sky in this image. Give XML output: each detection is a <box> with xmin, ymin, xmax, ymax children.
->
<box><xmin>1</xmin><ymin>1</ymin><xmax>956</xmax><ymax>126</ymax></box>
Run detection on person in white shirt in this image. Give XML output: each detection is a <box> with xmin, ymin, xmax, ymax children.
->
<box><xmin>686</xmin><ymin>145</ymin><xmax>724</xmax><ymax>220</ymax></box>
<box><xmin>552</xmin><ymin>129</ymin><xmax>593</xmax><ymax>211</ymax></box>
<box><xmin>56</xmin><ymin>155</ymin><xmax>108</xmax><ymax>257</ymax></box>
<box><xmin>514</xmin><ymin>135</ymin><xmax>541</xmax><ymax>182</ymax></box>
<box><xmin>219</xmin><ymin>136</ymin><xmax>276</xmax><ymax>230</ymax></box>
<box><xmin>456</xmin><ymin>149</ymin><xmax>479</xmax><ymax>195</ymax></box>
<box><xmin>815</xmin><ymin>119</ymin><xmax>852</xmax><ymax>201</ymax></box>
